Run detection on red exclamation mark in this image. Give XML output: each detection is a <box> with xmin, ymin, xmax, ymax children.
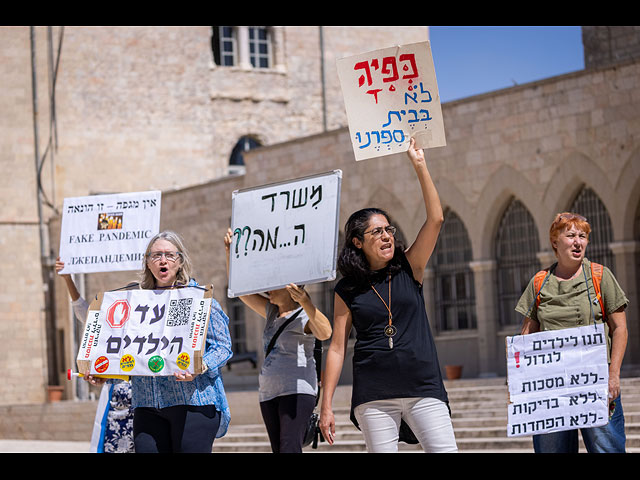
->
<box><xmin>515</xmin><ymin>352</ymin><xmax>520</xmax><ymax>368</ymax></box>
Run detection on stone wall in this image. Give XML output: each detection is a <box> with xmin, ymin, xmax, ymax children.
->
<box><xmin>0</xmin><ymin>26</ymin><xmax>429</xmax><ymax>404</ymax></box>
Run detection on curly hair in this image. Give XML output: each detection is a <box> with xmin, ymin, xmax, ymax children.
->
<box><xmin>337</xmin><ymin>208</ymin><xmax>404</xmax><ymax>289</ymax></box>
<box><xmin>139</xmin><ymin>230</ymin><xmax>193</xmax><ymax>289</ymax></box>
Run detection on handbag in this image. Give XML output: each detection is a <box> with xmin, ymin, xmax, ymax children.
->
<box><xmin>265</xmin><ymin>308</ymin><xmax>324</xmax><ymax>449</ymax></box>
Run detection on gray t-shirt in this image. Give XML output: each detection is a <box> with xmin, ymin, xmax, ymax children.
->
<box><xmin>259</xmin><ymin>303</ymin><xmax>318</xmax><ymax>402</ymax></box>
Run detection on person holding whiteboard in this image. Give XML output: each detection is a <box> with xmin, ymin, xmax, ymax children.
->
<box><xmin>76</xmin><ymin>231</ymin><xmax>233</xmax><ymax>453</ymax></box>
<box><xmin>224</xmin><ymin>229</ymin><xmax>332</xmax><ymax>453</ymax></box>
<box><xmin>516</xmin><ymin>213</ymin><xmax>628</xmax><ymax>453</ymax></box>
<box><xmin>319</xmin><ymin>138</ymin><xmax>457</xmax><ymax>453</ymax></box>
<box><xmin>56</xmin><ymin>257</ymin><xmax>135</xmax><ymax>453</ymax></box>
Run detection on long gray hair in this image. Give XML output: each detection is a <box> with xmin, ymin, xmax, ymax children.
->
<box><xmin>140</xmin><ymin>230</ymin><xmax>193</xmax><ymax>289</ymax></box>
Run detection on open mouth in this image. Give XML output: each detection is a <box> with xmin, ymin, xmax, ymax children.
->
<box><xmin>160</xmin><ymin>267</ymin><xmax>168</xmax><ymax>273</ymax></box>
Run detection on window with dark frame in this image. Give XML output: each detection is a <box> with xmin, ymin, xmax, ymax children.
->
<box><xmin>248</xmin><ymin>26</ymin><xmax>271</xmax><ymax>69</ymax></box>
<box><xmin>496</xmin><ymin>199</ymin><xmax>540</xmax><ymax>327</ymax></box>
<box><xmin>212</xmin><ymin>26</ymin><xmax>237</xmax><ymax>66</ymax></box>
<box><xmin>227</xmin><ymin>296</ymin><xmax>250</xmax><ymax>356</ymax></box>
<box><xmin>570</xmin><ymin>186</ymin><xmax>615</xmax><ymax>273</ymax></box>
<box><xmin>212</xmin><ymin>26</ymin><xmax>272</xmax><ymax>69</ymax></box>
<box><xmin>431</xmin><ymin>210</ymin><xmax>477</xmax><ymax>332</ymax></box>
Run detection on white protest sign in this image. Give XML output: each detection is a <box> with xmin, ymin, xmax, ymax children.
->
<box><xmin>506</xmin><ymin>323</ymin><xmax>609</xmax><ymax>437</ymax></box>
<box><xmin>337</xmin><ymin>41</ymin><xmax>446</xmax><ymax>161</ymax></box>
<box><xmin>59</xmin><ymin>190</ymin><xmax>161</xmax><ymax>274</ymax></box>
<box><xmin>77</xmin><ymin>286</ymin><xmax>213</xmax><ymax>376</ymax></box>
<box><xmin>228</xmin><ymin>170</ymin><xmax>342</xmax><ymax>297</ymax></box>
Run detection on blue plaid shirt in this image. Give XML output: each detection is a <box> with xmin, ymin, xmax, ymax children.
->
<box><xmin>130</xmin><ymin>284</ymin><xmax>233</xmax><ymax>438</ymax></box>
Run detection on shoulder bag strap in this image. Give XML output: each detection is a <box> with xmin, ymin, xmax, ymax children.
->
<box><xmin>525</xmin><ymin>263</ymin><xmax>556</xmax><ymax>319</ymax></box>
<box><xmin>265</xmin><ymin>308</ymin><xmax>303</xmax><ymax>358</ymax></box>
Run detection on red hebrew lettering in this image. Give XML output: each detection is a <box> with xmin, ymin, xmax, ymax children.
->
<box><xmin>381</xmin><ymin>56</ymin><xmax>398</xmax><ymax>83</ymax></box>
<box><xmin>366</xmin><ymin>89</ymin><xmax>383</xmax><ymax>104</ymax></box>
<box><xmin>354</xmin><ymin>61</ymin><xmax>372</xmax><ymax>87</ymax></box>
<box><xmin>399</xmin><ymin>53</ymin><xmax>418</xmax><ymax>80</ymax></box>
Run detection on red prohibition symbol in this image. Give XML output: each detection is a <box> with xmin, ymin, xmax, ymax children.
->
<box><xmin>106</xmin><ymin>299</ymin><xmax>131</xmax><ymax>328</ymax></box>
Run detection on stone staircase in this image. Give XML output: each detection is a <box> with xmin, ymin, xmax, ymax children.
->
<box><xmin>2</xmin><ymin>376</ymin><xmax>639</xmax><ymax>453</ymax></box>
<box><xmin>213</xmin><ymin>376</ymin><xmax>640</xmax><ymax>453</ymax></box>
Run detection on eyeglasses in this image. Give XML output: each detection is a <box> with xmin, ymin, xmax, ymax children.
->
<box><xmin>147</xmin><ymin>251</ymin><xmax>182</xmax><ymax>263</ymax></box>
<box><xmin>363</xmin><ymin>225</ymin><xmax>397</xmax><ymax>238</ymax></box>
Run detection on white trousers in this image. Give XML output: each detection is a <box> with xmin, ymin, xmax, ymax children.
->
<box><xmin>354</xmin><ymin>397</ymin><xmax>458</xmax><ymax>453</ymax></box>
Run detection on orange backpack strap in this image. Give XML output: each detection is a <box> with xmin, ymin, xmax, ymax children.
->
<box><xmin>590</xmin><ymin>261</ymin><xmax>605</xmax><ymax>319</ymax></box>
<box><xmin>533</xmin><ymin>269</ymin><xmax>549</xmax><ymax>310</ymax></box>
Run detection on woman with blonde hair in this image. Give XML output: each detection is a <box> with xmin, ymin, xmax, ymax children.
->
<box><xmin>516</xmin><ymin>213</ymin><xmax>629</xmax><ymax>453</ymax></box>
<box><xmin>80</xmin><ymin>230</ymin><xmax>233</xmax><ymax>453</ymax></box>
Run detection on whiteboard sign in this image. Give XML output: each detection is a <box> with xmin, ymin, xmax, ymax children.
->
<box><xmin>59</xmin><ymin>190</ymin><xmax>161</xmax><ymax>274</ymax></box>
<box><xmin>506</xmin><ymin>323</ymin><xmax>609</xmax><ymax>437</ymax></box>
<box><xmin>228</xmin><ymin>170</ymin><xmax>342</xmax><ymax>297</ymax></box>
<box><xmin>76</xmin><ymin>286</ymin><xmax>212</xmax><ymax>376</ymax></box>
<box><xmin>337</xmin><ymin>41</ymin><xmax>446</xmax><ymax>161</ymax></box>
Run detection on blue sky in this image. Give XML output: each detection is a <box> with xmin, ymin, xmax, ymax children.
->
<box><xmin>429</xmin><ymin>26</ymin><xmax>585</xmax><ymax>103</ymax></box>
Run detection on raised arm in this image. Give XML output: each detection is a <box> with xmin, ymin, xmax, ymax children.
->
<box><xmin>56</xmin><ymin>256</ymin><xmax>81</xmax><ymax>301</ymax></box>
<box><xmin>286</xmin><ymin>284</ymin><xmax>332</xmax><ymax>341</ymax></box>
<box><xmin>404</xmin><ymin>138</ymin><xmax>444</xmax><ymax>282</ymax></box>
<box><xmin>56</xmin><ymin>257</ymin><xmax>90</xmax><ymax>322</ymax></box>
<box><xmin>224</xmin><ymin>228</ymin><xmax>269</xmax><ymax>318</ymax></box>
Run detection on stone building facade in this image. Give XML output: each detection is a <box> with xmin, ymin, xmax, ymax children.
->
<box><xmin>2</xmin><ymin>26</ymin><xmax>639</xmax><ymax>404</ymax></box>
<box><xmin>1</xmin><ymin>25</ymin><xmax>429</xmax><ymax>403</ymax></box>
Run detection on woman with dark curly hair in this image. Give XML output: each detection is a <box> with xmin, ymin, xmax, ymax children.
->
<box><xmin>319</xmin><ymin>138</ymin><xmax>457</xmax><ymax>453</ymax></box>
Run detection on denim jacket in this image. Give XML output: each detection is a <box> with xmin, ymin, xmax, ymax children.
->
<box><xmin>130</xmin><ymin>282</ymin><xmax>233</xmax><ymax>438</ymax></box>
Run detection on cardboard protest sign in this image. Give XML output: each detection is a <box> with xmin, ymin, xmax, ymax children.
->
<box><xmin>76</xmin><ymin>285</ymin><xmax>213</xmax><ymax>377</ymax></box>
<box><xmin>59</xmin><ymin>190</ymin><xmax>161</xmax><ymax>274</ymax></box>
<box><xmin>228</xmin><ymin>170</ymin><xmax>342</xmax><ymax>297</ymax></box>
<box><xmin>337</xmin><ymin>41</ymin><xmax>446</xmax><ymax>161</ymax></box>
<box><xmin>506</xmin><ymin>323</ymin><xmax>609</xmax><ymax>437</ymax></box>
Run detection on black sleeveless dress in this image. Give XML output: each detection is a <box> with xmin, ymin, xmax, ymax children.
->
<box><xmin>334</xmin><ymin>250</ymin><xmax>449</xmax><ymax>440</ymax></box>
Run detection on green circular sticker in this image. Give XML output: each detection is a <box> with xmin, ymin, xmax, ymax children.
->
<box><xmin>148</xmin><ymin>355</ymin><xmax>165</xmax><ymax>373</ymax></box>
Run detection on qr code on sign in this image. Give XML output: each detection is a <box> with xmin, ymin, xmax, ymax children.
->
<box><xmin>167</xmin><ymin>298</ymin><xmax>193</xmax><ymax>327</ymax></box>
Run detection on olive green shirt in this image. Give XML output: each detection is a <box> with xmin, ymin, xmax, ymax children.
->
<box><xmin>515</xmin><ymin>258</ymin><xmax>628</xmax><ymax>331</ymax></box>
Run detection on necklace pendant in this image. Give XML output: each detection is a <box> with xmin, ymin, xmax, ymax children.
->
<box><xmin>384</xmin><ymin>324</ymin><xmax>396</xmax><ymax>349</ymax></box>
<box><xmin>384</xmin><ymin>324</ymin><xmax>397</xmax><ymax>338</ymax></box>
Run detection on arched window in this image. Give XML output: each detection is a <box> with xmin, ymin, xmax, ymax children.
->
<box><xmin>229</xmin><ymin>136</ymin><xmax>261</xmax><ymax>174</ymax></box>
<box><xmin>569</xmin><ymin>187</ymin><xmax>615</xmax><ymax>272</ymax></box>
<box><xmin>431</xmin><ymin>209</ymin><xmax>476</xmax><ymax>331</ymax></box>
<box><xmin>496</xmin><ymin>199</ymin><xmax>540</xmax><ymax>327</ymax></box>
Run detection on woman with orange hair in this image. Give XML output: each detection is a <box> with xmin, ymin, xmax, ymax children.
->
<box><xmin>515</xmin><ymin>212</ymin><xmax>629</xmax><ymax>453</ymax></box>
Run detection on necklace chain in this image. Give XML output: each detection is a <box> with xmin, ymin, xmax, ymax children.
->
<box><xmin>371</xmin><ymin>275</ymin><xmax>396</xmax><ymax>348</ymax></box>
<box><xmin>371</xmin><ymin>274</ymin><xmax>392</xmax><ymax>326</ymax></box>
